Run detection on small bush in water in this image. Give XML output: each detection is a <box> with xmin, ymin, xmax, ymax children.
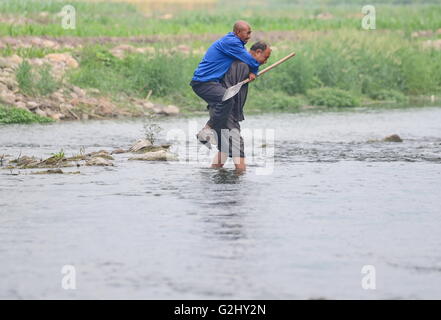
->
<box><xmin>142</xmin><ymin>114</ymin><xmax>162</xmax><ymax>145</ymax></box>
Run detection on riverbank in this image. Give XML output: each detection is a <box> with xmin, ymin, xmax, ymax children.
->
<box><xmin>1</xmin><ymin>0</ymin><xmax>441</xmax><ymax>123</ymax></box>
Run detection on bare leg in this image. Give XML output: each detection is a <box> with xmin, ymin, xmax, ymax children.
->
<box><xmin>232</xmin><ymin>157</ymin><xmax>246</xmax><ymax>173</ymax></box>
<box><xmin>211</xmin><ymin>152</ymin><xmax>228</xmax><ymax>168</ymax></box>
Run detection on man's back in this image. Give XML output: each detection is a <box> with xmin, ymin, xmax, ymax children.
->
<box><xmin>192</xmin><ymin>32</ymin><xmax>259</xmax><ymax>83</ymax></box>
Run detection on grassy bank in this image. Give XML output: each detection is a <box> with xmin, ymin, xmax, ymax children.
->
<box><xmin>62</xmin><ymin>30</ymin><xmax>441</xmax><ymax>112</ymax></box>
<box><xmin>1</xmin><ymin>0</ymin><xmax>441</xmax><ymax>122</ymax></box>
<box><xmin>1</xmin><ymin>0</ymin><xmax>441</xmax><ymax>37</ymax></box>
<box><xmin>0</xmin><ymin>105</ymin><xmax>53</xmax><ymax>124</ymax></box>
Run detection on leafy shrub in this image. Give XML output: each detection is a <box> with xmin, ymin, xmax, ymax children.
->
<box><xmin>369</xmin><ymin>89</ymin><xmax>408</xmax><ymax>103</ymax></box>
<box><xmin>306</xmin><ymin>87</ymin><xmax>360</xmax><ymax>108</ymax></box>
<box><xmin>255</xmin><ymin>52</ymin><xmax>315</xmax><ymax>95</ymax></box>
<box><xmin>69</xmin><ymin>46</ymin><xmax>199</xmax><ymax>100</ymax></box>
<box><xmin>0</xmin><ymin>105</ymin><xmax>53</xmax><ymax>124</ymax></box>
<box><xmin>248</xmin><ymin>90</ymin><xmax>305</xmax><ymax>111</ymax></box>
<box><xmin>35</xmin><ymin>64</ymin><xmax>60</xmax><ymax>96</ymax></box>
<box><xmin>16</xmin><ymin>61</ymin><xmax>60</xmax><ymax>96</ymax></box>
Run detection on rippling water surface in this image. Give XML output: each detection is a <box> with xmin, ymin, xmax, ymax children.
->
<box><xmin>1</xmin><ymin>106</ymin><xmax>441</xmax><ymax>299</ymax></box>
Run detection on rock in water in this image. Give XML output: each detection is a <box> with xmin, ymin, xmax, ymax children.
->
<box><xmin>129</xmin><ymin>150</ymin><xmax>178</xmax><ymax>161</ymax></box>
<box><xmin>87</xmin><ymin>150</ymin><xmax>114</xmax><ymax>160</ymax></box>
<box><xmin>85</xmin><ymin>157</ymin><xmax>114</xmax><ymax>166</ymax></box>
<box><xmin>161</xmin><ymin>105</ymin><xmax>180</xmax><ymax>116</ymax></box>
<box><xmin>111</xmin><ymin>148</ymin><xmax>127</xmax><ymax>154</ymax></box>
<box><xmin>11</xmin><ymin>155</ymin><xmax>40</xmax><ymax>167</ymax></box>
<box><xmin>32</xmin><ymin>169</ymin><xmax>64</xmax><ymax>174</ymax></box>
<box><xmin>129</xmin><ymin>139</ymin><xmax>152</xmax><ymax>152</ymax></box>
<box><xmin>383</xmin><ymin>134</ymin><xmax>403</xmax><ymax>142</ymax></box>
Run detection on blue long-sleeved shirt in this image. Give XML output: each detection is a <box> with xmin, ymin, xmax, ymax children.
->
<box><xmin>192</xmin><ymin>32</ymin><xmax>260</xmax><ymax>82</ymax></box>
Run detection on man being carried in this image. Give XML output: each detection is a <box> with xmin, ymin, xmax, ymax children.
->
<box><xmin>190</xmin><ymin>21</ymin><xmax>271</xmax><ymax>172</ymax></box>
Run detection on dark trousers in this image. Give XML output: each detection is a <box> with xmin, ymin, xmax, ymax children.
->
<box><xmin>190</xmin><ymin>61</ymin><xmax>249</xmax><ymax>157</ymax></box>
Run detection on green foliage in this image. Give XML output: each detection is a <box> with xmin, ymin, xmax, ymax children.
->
<box><xmin>0</xmin><ymin>46</ymin><xmax>62</xmax><ymax>59</ymax></box>
<box><xmin>262</xmin><ymin>35</ymin><xmax>439</xmax><ymax>99</ymax></box>
<box><xmin>398</xmin><ymin>47</ymin><xmax>439</xmax><ymax>94</ymax></box>
<box><xmin>16</xmin><ymin>60</ymin><xmax>34</xmax><ymax>95</ymax></box>
<box><xmin>255</xmin><ymin>52</ymin><xmax>315</xmax><ymax>95</ymax></box>
<box><xmin>121</xmin><ymin>53</ymin><xmax>192</xmax><ymax>97</ymax></box>
<box><xmin>143</xmin><ymin>114</ymin><xmax>162</xmax><ymax>145</ymax></box>
<box><xmin>36</xmin><ymin>64</ymin><xmax>60</xmax><ymax>96</ymax></box>
<box><xmin>307</xmin><ymin>87</ymin><xmax>360</xmax><ymax>108</ymax></box>
<box><xmin>369</xmin><ymin>89</ymin><xmax>408</xmax><ymax>103</ymax></box>
<box><xmin>248</xmin><ymin>90</ymin><xmax>306</xmax><ymax>111</ymax></box>
<box><xmin>50</xmin><ymin>149</ymin><xmax>65</xmax><ymax>160</ymax></box>
<box><xmin>68</xmin><ymin>46</ymin><xmax>200</xmax><ymax>103</ymax></box>
<box><xmin>1</xmin><ymin>0</ymin><xmax>441</xmax><ymax>37</ymax></box>
<box><xmin>3</xmin><ymin>0</ymin><xmax>440</xmax><ymax>114</ymax></box>
<box><xmin>67</xmin><ymin>47</ymin><xmax>123</xmax><ymax>93</ymax></box>
<box><xmin>16</xmin><ymin>61</ymin><xmax>60</xmax><ymax>96</ymax></box>
<box><xmin>0</xmin><ymin>105</ymin><xmax>53</xmax><ymax>124</ymax></box>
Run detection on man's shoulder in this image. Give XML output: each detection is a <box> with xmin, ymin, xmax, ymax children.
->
<box><xmin>219</xmin><ymin>32</ymin><xmax>242</xmax><ymax>45</ymax></box>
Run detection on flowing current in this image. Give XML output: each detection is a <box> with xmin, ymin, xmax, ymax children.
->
<box><xmin>1</xmin><ymin>106</ymin><xmax>441</xmax><ymax>299</ymax></box>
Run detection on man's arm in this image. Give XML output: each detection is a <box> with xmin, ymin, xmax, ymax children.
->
<box><xmin>219</xmin><ymin>38</ymin><xmax>260</xmax><ymax>74</ymax></box>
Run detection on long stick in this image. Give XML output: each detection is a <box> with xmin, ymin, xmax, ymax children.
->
<box><xmin>257</xmin><ymin>51</ymin><xmax>296</xmax><ymax>78</ymax></box>
<box><xmin>222</xmin><ymin>52</ymin><xmax>296</xmax><ymax>101</ymax></box>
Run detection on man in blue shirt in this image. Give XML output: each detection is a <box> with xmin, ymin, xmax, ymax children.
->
<box><xmin>190</xmin><ymin>21</ymin><xmax>271</xmax><ymax>172</ymax></box>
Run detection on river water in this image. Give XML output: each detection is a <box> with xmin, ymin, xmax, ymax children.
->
<box><xmin>1</xmin><ymin>106</ymin><xmax>441</xmax><ymax>299</ymax></box>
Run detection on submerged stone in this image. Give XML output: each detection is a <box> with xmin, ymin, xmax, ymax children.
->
<box><xmin>40</xmin><ymin>155</ymin><xmax>66</xmax><ymax>166</ymax></box>
<box><xmin>9</xmin><ymin>155</ymin><xmax>41</xmax><ymax>168</ymax></box>
<box><xmin>111</xmin><ymin>149</ymin><xmax>127</xmax><ymax>154</ymax></box>
<box><xmin>85</xmin><ymin>157</ymin><xmax>114</xmax><ymax>166</ymax></box>
<box><xmin>66</xmin><ymin>154</ymin><xmax>87</xmax><ymax>161</ymax></box>
<box><xmin>129</xmin><ymin>139</ymin><xmax>153</xmax><ymax>152</ymax></box>
<box><xmin>92</xmin><ymin>153</ymin><xmax>114</xmax><ymax>160</ymax></box>
<box><xmin>133</xmin><ymin>145</ymin><xmax>169</xmax><ymax>153</ymax></box>
<box><xmin>128</xmin><ymin>150</ymin><xmax>178</xmax><ymax>161</ymax></box>
<box><xmin>87</xmin><ymin>150</ymin><xmax>114</xmax><ymax>158</ymax></box>
<box><xmin>383</xmin><ymin>134</ymin><xmax>403</xmax><ymax>142</ymax></box>
<box><xmin>32</xmin><ymin>169</ymin><xmax>64</xmax><ymax>174</ymax></box>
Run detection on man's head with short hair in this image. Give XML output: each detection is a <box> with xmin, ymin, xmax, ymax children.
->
<box><xmin>250</xmin><ymin>41</ymin><xmax>272</xmax><ymax>65</ymax></box>
<box><xmin>233</xmin><ymin>20</ymin><xmax>252</xmax><ymax>44</ymax></box>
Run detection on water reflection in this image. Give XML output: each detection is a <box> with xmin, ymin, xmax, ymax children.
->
<box><xmin>195</xmin><ymin>168</ymin><xmax>249</xmax><ymax>243</ymax></box>
<box><xmin>210</xmin><ymin>168</ymin><xmax>242</xmax><ymax>184</ymax></box>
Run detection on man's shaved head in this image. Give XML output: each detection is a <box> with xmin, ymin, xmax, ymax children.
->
<box><xmin>233</xmin><ymin>20</ymin><xmax>252</xmax><ymax>44</ymax></box>
<box><xmin>233</xmin><ymin>20</ymin><xmax>250</xmax><ymax>33</ymax></box>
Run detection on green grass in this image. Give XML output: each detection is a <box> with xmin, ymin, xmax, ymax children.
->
<box><xmin>248</xmin><ymin>90</ymin><xmax>306</xmax><ymax>111</ymax></box>
<box><xmin>50</xmin><ymin>149</ymin><xmax>65</xmax><ymax>160</ymax></box>
<box><xmin>1</xmin><ymin>0</ymin><xmax>440</xmax><ymax>115</ymax></box>
<box><xmin>306</xmin><ymin>87</ymin><xmax>361</xmax><ymax>108</ymax></box>
<box><xmin>16</xmin><ymin>60</ymin><xmax>61</xmax><ymax>96</ymax></box>
<box><xmin>369</xmin><ymin>89</ymin><xmax>408</xmax><ymax>103</ymax></box>
<box><xmin>62</xmin><ymin>34</ymin><xmax>440</xmax><ymax>112</ymax></box>
<box><xmin>1</xmin><ymin>0</ymin><xmax>441</xmax><ymax>37</ymax></box>
<box><xmin>67</xmin><ymin>45</ymin><xmax>204</xmax><ymax>108</ymax></box>
<box><xmin>0</xmin><ymin>105</ymin><xmax>54</xmax><ymax>124</ymax></box>
<box><xmin>0</xmin><ymin>46</ymin><xmax>69</xmax><ymax>59</ymax></box>
<box><xmin>16</xmin><ymin>60</ymin><xmax>34</xmax><ymax>95</ymax></box>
